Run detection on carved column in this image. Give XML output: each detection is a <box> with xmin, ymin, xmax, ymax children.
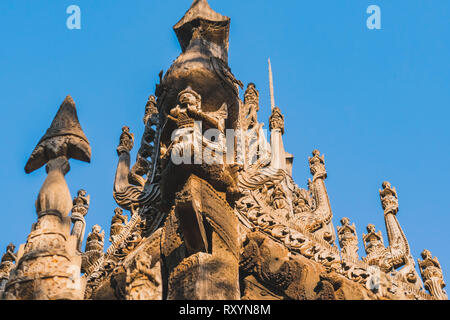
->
<box><xmin>4</xmin><ymin>96</ymin><xmax>90</xmax><ymax>300</ymax></box>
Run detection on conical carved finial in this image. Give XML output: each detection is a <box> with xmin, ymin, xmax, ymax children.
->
<box><xmin>25</xmin><ymin>96</ymin><xmax>91</xmax><ymax>173</ymax></box>
<box><xmin>174</xmin><ymin>0</ymin><xmax>230</xmax><ymax>52</ymax></box>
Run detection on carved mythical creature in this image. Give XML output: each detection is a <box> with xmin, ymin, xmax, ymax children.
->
<box><xmin>270</xmin><ymin>183</ymin><xmax>288</xmax><ymax>211</ymax></box>
<box><xmin>126</xmin><ymin>251</ymin><xmax>160</xmax><ymax>300</ymax></box>
<box><xmin>293</xmin><ymin>186</ymin><xmax>314</xmax><ymax>214</ymax></box>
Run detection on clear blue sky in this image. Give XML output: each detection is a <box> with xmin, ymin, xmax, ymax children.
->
<box><xmin>0</xmin><ymin>0</ymin><xmax>449</xmax><ymax>287</ymax></box>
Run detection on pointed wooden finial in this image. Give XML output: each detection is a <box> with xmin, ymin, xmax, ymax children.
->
<box><xmin>25</xmin><ymin>95</ymin><xmax>91</xmax><ymax>173</ymax></box>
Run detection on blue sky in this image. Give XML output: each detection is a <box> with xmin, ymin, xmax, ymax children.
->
<box><xmin>0</xmin><ymin>0</ymin><xmax>449</xmax><ymax>287</ymax></box>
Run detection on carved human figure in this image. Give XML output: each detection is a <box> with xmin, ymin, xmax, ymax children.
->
<box><xmin>168</xmin><ymin>87</ymin><xmax>227</xmax><ymax>132</ymax></box>
<box><xmin>1</xmin><ymin>243</ymin><xmax>16</xmax><ymax>264</ymax></box>
<box><xmin>418</xmin><ymin>249</ymin><xmax>448</xmax><ymax>300</ymax></box>
<box><xmin>0</xmin><ymin>243</ymin><xmax>17</xmax><ymax>293</ymax></box>
<box><xmin>362</xmin><ymin>224</ymin><xmax>387</xmax><ymax>267</ymax></box>
<box><xmin>143</xmin><ymin>95</ymin><xmax>158</xmax><ymax>125</ymax></box>
<box><xmin>71</xmin><ymin>189</ymin><xmax>90</xmax><ymax>252</ymax></box>
<box><xmin>118</xmin><ymin>126</ymin><xmax>135</xmax><ymax>154</ymax></box>
<box><xmin>308</xmin><ymin>150</ymin><xmax>326</xmax><ymax>181</ymax></box>
<box><xmin>379</xmin><ymin>181</ymin><xmax>398</xmax><ymax>215</ymax></box>
<box><xmin>110</xmin><ymin>208</ymin><xmax>128</xmax><ymax>243</ymax></box>
<box><xmin>363</xmin><ymin>224</ymin><xmax>384</xmax><ymax>253</ymax></box>
<box><xmin>269</xmin><ymin>107</ymin><xmax>284</xmax><ymax>134</ymax></box>
<box><xmin>85</xmin><ymin>225</ymin><xmax>105</xmax><ymax>253</ymax></box>
<box><xmin>243</xmin><ymin>83</ymin><xmax>259</xmax><ymax>129</ymax></box>
<box><xmin>337</xmin><ymin>217</ymin><xmax>359</xmax><ymax>261</ymax></box>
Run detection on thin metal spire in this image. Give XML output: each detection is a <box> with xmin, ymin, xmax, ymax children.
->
<box><xmin>268</xmin><ymin>58</ymin><xmax>275</xmax><ymax>110</ymax></box>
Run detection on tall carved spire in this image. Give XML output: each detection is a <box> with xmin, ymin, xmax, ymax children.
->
<box><xmin>4</xmin><ymin>96</ymin><xmax>90</xmax><ymax>300</ymax></box>
<box><xmin>268</xmin><ymin>58</ymin><xmax>275</xmax><ymax>111</ymax></box>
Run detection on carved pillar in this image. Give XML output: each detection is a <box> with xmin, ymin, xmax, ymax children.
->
<box><xmin>337</xmin><ymin>217</ymin><xmax>359</xmax><ymax>262</ymax></box>
<box><xmin>4</xmin><ymin>96</ymin><xmax>90</xmax><ymax>300</ymax></box>
<box><xmin>418</xmin><ymin>249</ymin><xmax>448</xmax><ymax>300</ymax></box>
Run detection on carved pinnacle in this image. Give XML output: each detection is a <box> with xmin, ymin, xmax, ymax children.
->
<box><xmin>25</xmin><ymin>95</ymin><xmax>91</xmax><ymax>174</ymax></box>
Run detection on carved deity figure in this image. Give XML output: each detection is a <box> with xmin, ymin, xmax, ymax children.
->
<box><xmin>269</xmin><ymin>106</ymin><xmax>284</xmax><ymax>134</ymax></box>
<box><xmin>85</xmin><ymin>225</ymin><xmax>105</xmax><ymax>253</ymax></box>
<box><xmin>337</xmin><ymin>218</ymin><xmax>359</xmax><ymax>261</ymax></box>
<box><xmin>73</xmin><ymin>189</ymin><xmax>90</xmax><ymax>211</ymax></box>
<box><xmin>418</xmin><ymin>249</ymin><xmax>447</xmax><ymax>300</ymax></box>
<box><xmin>362</xmin><ymin>224</ymin><xmax>386</xmax><ymax>266</ymax></box>
<box><xmin>71</xmin><ymin>189</ymin><xmax>90</xmax><ymax>252</ymax></box>
<box><xmin>118</xmin><ymin>126</ymin><xmax>135</xmax><ymax>154</ymax></box>
<box><xmin>379</xmin><ymin>181</ymin><xmax>398</xmax><ymax>215</ymax></box>
<box><xmin>168</xmin><ymin>87</ymin><xmax>228</xmax><ymax>133</ymax></box>
<box><xmin>243</xmin><ymin>83</ymin><xmax>259</xmax><ymax>129</ymax></box>
<box><xmin>308</xmin><ymin>150</ymin><xmax>326</xmax><ymax>181</ymax></box>
<box><xmin>110</xmin><ymin>208</ymin><xmax>128</xmax><ymax>243</ymax></box>
<box><xmin>1</xmin><ymin>243</ymin><xmax>16</xmax><ymax>264</ymax></box>
<box><xmin>143</xmin><ymin>95</ymin><xmax>158</xmax><ymax>125</ymax></box>
<box><xmin>0</xmin><ymin>243</ymin><xmax>17</xmax><ymax>292</ymax></box>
